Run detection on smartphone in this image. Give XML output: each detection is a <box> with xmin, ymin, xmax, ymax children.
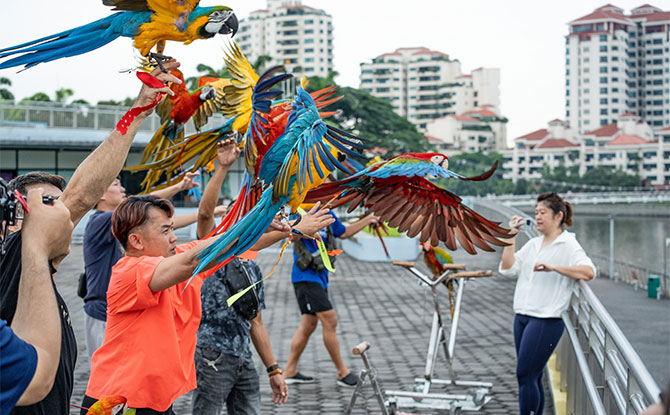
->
<box><xmin>516</xmin><ymin>218</ymin><xmax>531</xmax><ymax>227</ymax></box>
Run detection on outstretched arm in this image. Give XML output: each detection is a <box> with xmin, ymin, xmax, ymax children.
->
<box><xmin>197</xmin><ymin>138</ymin><xmax>239</xmax><ymax>239</ymax></box>
<box><xmin>340</xmin><ymin>213</ymin><xmax>378</xmax><ymax>239</ymax></box>
<box><xmin>61</xmin><ymin>62</ymin><xmax>181</xmax><ymax>227</ymax></box>
<box><xmin>150</xmin><ymin>171</ymin><xmax>199</xmax><ymax>200</ymax></box>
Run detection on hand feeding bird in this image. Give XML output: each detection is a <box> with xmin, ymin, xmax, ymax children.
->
<box><xmin>0</xmin><ymin>0</ymin><xmax>238</xmax><ymax>71</ymax></box>
<box><xmin>304</xmin><ymin>152</ymin><xmax>514</xmax><ymax>254</ymax></box>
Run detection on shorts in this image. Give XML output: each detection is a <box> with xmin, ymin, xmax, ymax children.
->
<box><xmin>293</xmin><ymin>281</ymin><xmax>333</xmax><ymax>315</ymax></box>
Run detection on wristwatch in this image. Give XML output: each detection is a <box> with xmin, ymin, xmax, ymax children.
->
<box><xmin>266</xmin><ymin>364</ymin><xmax>283</xmax><ymax>377</ymax></box>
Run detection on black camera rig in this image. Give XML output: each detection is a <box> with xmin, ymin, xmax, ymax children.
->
<box><xmin>0</xmin><ymin>178</ymin><xmax>55</xmax><ymax>256</ymax></box>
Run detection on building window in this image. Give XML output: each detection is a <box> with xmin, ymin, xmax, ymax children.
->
<box><xmin>600</xmin><ymin>87</ymin><xmax>607</xmax><ymax>94</ymax></box>
<box><xmin>304</xmin><ymin>38</ymin><xmax>314</xmax><ymax>44</ymax></box>
<box><xmin>600</xmin><ymin>66</ymin><xmax>608</xmax><ymax>73</ymax></box>
<box><xmin>600</xmin><ymin>98</ymin><xmax>608</xmax><ymax>104</ymax></box>
<box><xmin>600</xmin><ymin>56</ymin><xmax>608</xmax><ymax>63</ymax></box>
<box><xmin>600</xmin><ymin>77</ymin><xmax>608</xmax><ymax>84</ymax></box>
<box><xmin>600</xmin><ymin>45</ymin><xmax>607</xmax><ymax>52</ymax></box>
<box><xmin>600</xmin><ymin>108</ymin><xmax>608</xmax><ymax>115</ymax></box>
<box><xmin>304</xmin><ymin>29</ymin><xmax>314</xmax><ymax>34</ymax></box>
<box><xmin>599</xmin><ymin>34</ymin><xmax>607</xmax><ymax>41</ymax></box>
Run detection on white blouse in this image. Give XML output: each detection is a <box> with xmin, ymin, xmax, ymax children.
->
<box><xmin>498</xmin><ymin>231</ymin><xmax>597</xmax><ymax>319</ymax></box>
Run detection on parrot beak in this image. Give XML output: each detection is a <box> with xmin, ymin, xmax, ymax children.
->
<box><xmin>420</xmin><ymin>242</ymin><xmax>430</xmax><ymax>251</ymax></box>
<box><xmin>219</xmin><ymin>13</ymin><xmax>238</xmax><ymax>37</ymax></box>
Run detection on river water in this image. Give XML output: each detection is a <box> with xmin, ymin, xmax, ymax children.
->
<box><xmin>517</xmin><ymin>205</ymin><xmax>670</xmax><ymax>275</ymax></box>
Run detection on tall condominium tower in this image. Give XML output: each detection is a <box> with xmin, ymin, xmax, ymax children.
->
<box><xmin>359</xmin><ymin>47</ymin><xmax>500</xmax><ymax>131</ymax></box>
<box><xmin>236</xmin><ymin>0</ymin><xmax>334</xmax><ymax>77</ymax></box>
<box><xmin>566</xmin><ymin>4</ymin><xmax>670</xmax><ymax>133</ymax></box>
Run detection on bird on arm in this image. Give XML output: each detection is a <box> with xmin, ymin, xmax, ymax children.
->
<box><xmin>0</xmin><ymin>0</ymin><xmax>238</xmax><ymax>71</ymax></box>
<box><xmin>131</xmin><ymin>68</ymin><xmax>225</xmax><ymax>192</ymax></box>
<box><xmin>304</xmin><ymin>152</ymin><xmax>514</xmax><ymax>254</ymax></box>
<box><xmin>188</xmin><ymin>85</ymin><xmax>367</xmax><ymax>280</ymax></box>
<box><xmin>421</xmin><ymin>242</ymin><xmax>458</xmax><ymax>318</ymax></box>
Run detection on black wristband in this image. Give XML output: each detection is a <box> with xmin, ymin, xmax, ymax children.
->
<box><xmin>266</xmin><ymin>364</ymin><xmax>280</xmax><ymax>373</ymax></box>
<box><xmin>291</xmin><ymin>212</ymin><xmax>302</xmax><ymax>228</ymax></box>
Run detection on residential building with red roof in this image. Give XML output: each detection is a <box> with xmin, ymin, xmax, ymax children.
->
<box><xmin>424</xmin><ymin>107</ymin><xmax>508</xmax><ymax>154</ymax></box>
<box><xmin>566</xmin><ymin>4</ymin><xmax>670</xmax><ymax>134</ymax></box>
<box><xmin>237</xmin><ymin>0</ymin><xmax>333</xmax><ymax>78</ymax></box>
<box><xmin>500</xmin><ymin>114</ymin><xmax>670</xmax><ymax>185</ymax></box>
<box><xmin>360</xmin><ymin>47</ymin><xmax>500</xmax><ymax>132</ymax></box>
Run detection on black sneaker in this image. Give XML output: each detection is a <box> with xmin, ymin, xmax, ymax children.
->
<box><xmin>285</xmin><ymin>372</ymin><xmax>315</xmax><ymax>384</ymax></box>
<box><xmin>337</xmin><ymin>372</ymin><xmax>359</xmax><ymax>387</ymax></box>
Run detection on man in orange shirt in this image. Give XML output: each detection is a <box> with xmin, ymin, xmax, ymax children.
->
<box><xmin>82</xmin><ymin>195</ymin><xmax>223</xmax><ymax>414</ymax></box>
<box><xmin>81</xmin><ymin>190</ymin><xmax>329</xmax><ymax>414</ymax></box>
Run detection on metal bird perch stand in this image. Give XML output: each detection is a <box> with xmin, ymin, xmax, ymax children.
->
<box><xmin>383</xmin><ymin>260</ymin><xmax>494</xmax><ymax>414</ymax></box>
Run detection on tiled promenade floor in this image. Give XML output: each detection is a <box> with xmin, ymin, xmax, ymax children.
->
<box><xmin>57</xmin><ymin>244</ymin><xmax>552</xmax><ymax>414</ymax></box>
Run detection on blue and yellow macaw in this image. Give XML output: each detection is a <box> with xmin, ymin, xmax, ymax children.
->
<box><xmin>190</xmin><ymin>86</ymin><xmax>366</xmax><ymax>277</ymax></box>
<box><xmin>304</xmin><ymin>153</ymin><xmax>514</xmax><ymax>254</ymax></box>
<box><xmin>0</xmin><ymin>0</ymin><xmax>238</xmax><ymax>71</ymax></box>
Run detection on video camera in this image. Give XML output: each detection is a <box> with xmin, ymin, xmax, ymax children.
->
<box><xmin>0</xmin><ymin>178</ymin><xmax>55</xmax><ymax>256</ymax></box>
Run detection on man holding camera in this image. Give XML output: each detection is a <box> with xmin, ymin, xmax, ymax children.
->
<box><xmin>0</xmin><ymin>187</ymin><xmax>73</xmax><ymax>414</ymax></box>
<box><xmin>0</xmin><ymin>60</ymin><xmax>181</xmax><ymax>414</ymax></box>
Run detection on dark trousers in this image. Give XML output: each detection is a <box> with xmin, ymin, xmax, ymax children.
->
<box><xmin>81</xmin><ymin>395</ymin><xmax>175</xmax><ymax>415</ymax></box>
<box><xmin>192</xmin><ymin>346</ymin><xmax>261</xmax><ymax>415</ymax></box>
<box><xmin>513</xmin><ymin>314</ymin><xmax>565</xmax><ymax>415</ymax></box>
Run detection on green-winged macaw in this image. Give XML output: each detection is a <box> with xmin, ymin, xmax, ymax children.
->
<box><xmin>304</xmin><ymin>153</ymin><xmax>514</xmax><ymax>254</ymax></box>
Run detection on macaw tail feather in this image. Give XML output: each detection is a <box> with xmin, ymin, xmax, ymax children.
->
<box><xmin>0</xmin><ymin>13</ymin><xmax>134</xmax><ymax>70</ymax></box>
<box><xmin>207</xmin><ymin>172</ymin><xmax>263</xmax><ymax>237</ymax></box>
<box><xmin>186</xmin><ymin>187</ymin><xmax>285</xmax><ymax>290</ymax></box>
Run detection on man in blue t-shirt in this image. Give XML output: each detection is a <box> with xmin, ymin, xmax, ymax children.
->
<box><xmin>82</xmin><ymin>174</ymin><xmax>202</xmax><ymax>364</ymax></box>
<box><xmin>284</xmin><ymin>208</ymin><xmax>378</xmax><ymax>387</ymax></box>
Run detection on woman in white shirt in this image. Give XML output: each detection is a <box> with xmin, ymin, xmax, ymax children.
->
<box><xmin>499</xmin><ymin>192</ymin><xmax>596</xmax><ymax>415</ymax></box>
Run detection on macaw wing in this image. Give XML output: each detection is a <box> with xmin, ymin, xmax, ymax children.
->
<box><xmin>154</xmin><ymin>94</ymin><xmax>173</xmax><ymax>123</ymax></box>
<box><xmin>220</xmin><ymin>41</ymin><xmax>259</xmax><ymax>132</ymax></box>
<box><xmin>102</xmin><ymin>0</ymin><xmax>152</xmax><ymax>11</ymax></box>
<box><xmin>309</xmin><ymin>177</ymin><xmax>512</xmax><ymax>255</ymax></box>
<box><xmin>434</xmin><ymin>246</ymin><xmax>454</xmax><ymax>264</ymax></box>
<box><xmin>192</xmin><ymin>86</ymin><xmax>226</xmax><ymax>131</ymax></box>
<box><xmin>145</xmin><ymin>0</ymin><xmax>200</xmax><ymax>16</ymax></box>
<box><xmin>274</xmin><ymin>119</ymin><xmax>365</xmax><ymax>202</ymax></box>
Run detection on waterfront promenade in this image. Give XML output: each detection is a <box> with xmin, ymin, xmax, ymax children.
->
<box><xmin>54</xmin><ymin>240</ymin><xmax>670</xmax><ymax>414</ymax></box>
<box><xmin>58</xmin><ymin>244</ymin><xmax>544</xmax><ymax>414</ymax></box>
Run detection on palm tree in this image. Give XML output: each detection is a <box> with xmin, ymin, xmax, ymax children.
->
<box><xmin>0</xmin><ymin>77</ymin><xmax>14</xmax><ymax>100</ymax></box>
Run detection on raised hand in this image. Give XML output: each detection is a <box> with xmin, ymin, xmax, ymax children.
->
<box><xmin>216</xmin><ymin>137</ymin><xmax>241</xmax><ymax>168</ymax></box>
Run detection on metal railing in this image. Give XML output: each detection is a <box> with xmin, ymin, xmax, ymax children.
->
<box><xmin>590</xmin><ymin>253</ymin><xmax>669</xmax><ymax>298</ymax></box>
<box><xmin>480</xmin><ymin>191</ymin><xmax>670</xmax><ymax>206</ymax></box>
<box><xmin>0</xmin><ymin>100</ymin><xmax>226</xmax><ymax>134</ymax></box>
<box><xmin>556</xmin><ymin>281</ymin><xmax>662</xmax><ymax>415</ymax></box>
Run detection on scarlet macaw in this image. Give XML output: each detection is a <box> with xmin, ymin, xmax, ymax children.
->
<box><xmin>421</xmin><ymin>242</ymin><xmax>459</xmax><ymax>318</ymax></box>
<box><xmin>304</xmin><ymin>153</ymin><xmax>513</xmax><ymax>254</ymax></box>
<box><xmin>84</xmin><ymin>395</ymin><xmax>127</xmax><ymax>415</ymax></box>
<box><xmin>0</xmin><ymin>0</ymin><xmax>238</xmax><ymax>71</ymax></box>
<box><xmin>134</xmin><ymin>68</ymin><xmax>225</xmax><ymax>192</ymax></box>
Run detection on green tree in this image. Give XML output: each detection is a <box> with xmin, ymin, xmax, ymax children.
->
<box><xmin>186</xmin><ymin>63</ymin><xmax>232</xmax><ymax>90</ymax></box>
<box><xmin>0</xmin><ymin>77</ymin><xmax>13</xmax><ymax>100</ymax></box>
<box><xmin>23</xmin><ymin>92</ymin><xmax>51</xmax><ymax>102</ymax></box>
<box><xmin>253</xmin><ymin>54</ymin><xmax>273</xmax><ymax>74</ymax></box>
<box><xmin>437</xmin><ymin>152</ymin><xmax>515</xmax><ymax>196</ymax></box>
<box><xmin>54</xmin><ymin>88</ymin><xmax>74</xmax><ymax>104</ymax></box>
<box><xmin>305</xmin><ymin>75</ymin><xmax>428</xmax><ymax>155</ymax></box>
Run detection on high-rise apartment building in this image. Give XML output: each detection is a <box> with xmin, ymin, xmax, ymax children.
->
<box><xmin>359</xmin><ymin>47</ymin><xmax>500</xmax><ymax>131</ymax></box>
<box><xmin>236</xmin><ymin>0</ymin><xmax>334</xmax><ymax>78</ymax></box>
<box><xmin>566</xmin><ymin>4</ymin><xmax>670</xmax><ymax>133</ymax></box>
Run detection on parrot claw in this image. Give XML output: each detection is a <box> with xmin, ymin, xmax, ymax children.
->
<box><xmin>146</xmin><ymin>52</ymin><xmax>173</xmax><ymax>73</ymax></box>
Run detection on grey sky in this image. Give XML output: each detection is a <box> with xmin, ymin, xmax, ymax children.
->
<box><xmin>0</xmin><ymin>0</ymin><xmax>653</xmax><ymax>145</ymax></box>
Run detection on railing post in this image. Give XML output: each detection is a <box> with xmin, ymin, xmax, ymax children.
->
<box><xmin>609</xmin><ymin>213</ymin><xmax>615</xmax><ymax>280</ymax></box>
<box><xmin>25</xmin><ymin>106</ymin><xmax>29</xmax><ymax>125</ymax></box>
<box><xmin>73</xmin><ymin>110</ymin><xmax>77</xmax><ymax>128</ymax></box>
<box><xmin>49</xmin><ymin>109</ymin><xmax>54</xmax><ymax>127</ymax></box>
<box><xmin>94</xmin><ymin>108</ymin><xmax>99</xmax><ymax>129</ymax></box>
